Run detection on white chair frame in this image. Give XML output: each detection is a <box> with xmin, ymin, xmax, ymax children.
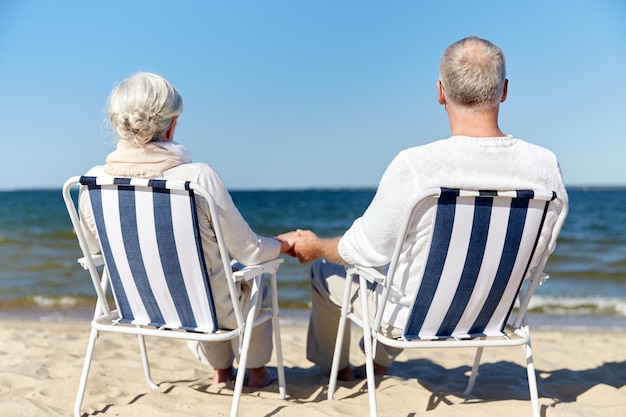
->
<box><xmin>63</xmin><ymin>176</ymin><xmax>286</xmax><ymax>417</ymax></box>
<box><xmin>327</xmin><ymin>188</ymin><xmax>568</xmax><ymax>417</ymax></box>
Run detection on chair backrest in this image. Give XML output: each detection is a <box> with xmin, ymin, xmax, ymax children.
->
<box><xmin>385</xmin><ymin>188</ymin><xmax>566</xmax><ymax>340</ymax></box>
<box><xmin>78</xmin><ymin>176</ymin><xmax>225</xmax><ymax>333</ymax></box>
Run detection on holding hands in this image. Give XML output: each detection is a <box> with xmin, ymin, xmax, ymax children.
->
<box><xmin>275</xmin><ymin>230</ymin><xmax>300</xmax><ymax>257</ymax></box>
<box><xmin>275</xmin><ymin>230</ymin><xmax>343</xmax><ymax>265</ymax></box>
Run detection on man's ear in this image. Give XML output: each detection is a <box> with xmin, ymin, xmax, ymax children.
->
<box><xmin>437</xmin><ymin>81</ymin><xmax>446</xmax><ymax>105</ymax></box>
<box><xmin>500</xmin><ymin>79</ymin><xmax>508</xmax><ymax>103</ymax></box>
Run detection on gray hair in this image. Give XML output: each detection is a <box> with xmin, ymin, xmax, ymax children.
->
<box><xmin>439</xmin><ymin>36</ymin><xmax>506</xmax><ymax>111</ymax></box>
<box><xmin>108</xmin><ymin>72</ymin><xmax>183</xmax><ymax>145</ymax></box>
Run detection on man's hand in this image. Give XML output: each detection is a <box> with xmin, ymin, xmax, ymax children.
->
<box><xmin>292</xmin><ymin>230</ymin><xmax>344</xmax><ymax>264</ymax></box>
<box><xmin>291</xmin><ymin>229</ymin><xmax>320</xmax><ymax>263</ymax></box>
<box><xmin>276</xmin><ymin>229</ymin><xmax>344</xmax><ymax>264</ymax></box>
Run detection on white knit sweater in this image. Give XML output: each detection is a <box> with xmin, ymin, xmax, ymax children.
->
<box><xmin>338</xmin><ymin>135</ymin><xmax>568</xmax><ymax>329</ymax></box>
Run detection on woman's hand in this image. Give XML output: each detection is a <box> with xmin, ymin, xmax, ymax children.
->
<box><xmin>275</xmin><ymin>230</ymin><xmax>300</xmax><ymax>257</ymax></box>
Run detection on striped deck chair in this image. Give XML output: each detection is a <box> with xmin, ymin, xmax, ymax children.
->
<box><xmin>62</xmin><ymin>176</ymin><xmax>286</xmax><ymax>417</ymax></box>
<box><xmin>327</xmin><ymin>188</ymin><xmax>568</xmax><ymax>417</ymax></box>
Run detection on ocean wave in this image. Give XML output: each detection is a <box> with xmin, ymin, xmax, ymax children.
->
<box><xmin>528</xmin><ymin>295</ymin><xmax>626</xmax><ymax>316</ymax></box>
<box><xmin>546</xmin><ymin>269</ymin><xmax>626</xmax><ymax>282</ymax></box>
<box><xmin>31</xmin><ymin>295</ymin><xmax>83</xmax><ymax>308</ymax></box>
<box><xmin>0</xmin><ymin>235</ymin><xmax>20</xmax><ymax>245</ymax></box>
<box><xmin>1</xmin><ymin>293</ymin><xmax>624</xmax><ymax>319</ymax></box>
<box><xmin>0</xmin><ymin>294</ymin><xmax>96</xmax><ymax>310</ymax></box>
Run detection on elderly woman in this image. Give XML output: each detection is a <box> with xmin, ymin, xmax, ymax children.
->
<box><xmin>79</xmin><ymin>71</ymin><xmax>297</xmax><ymax>388</ymax></box>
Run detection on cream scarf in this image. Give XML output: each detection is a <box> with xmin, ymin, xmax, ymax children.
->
<box><xmin>103</xmin><ymin>141</ymin><xmax>192</xmax><ymax>178</ymax></box>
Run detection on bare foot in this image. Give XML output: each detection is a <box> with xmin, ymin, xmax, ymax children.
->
<box><xmin>247</xmin><ymin>366</ymin><xmax>278</xmax><ymax>388</ymax></box>
<box><xmin>212</xmin><ymin>366</ymin><xmax>235</xmax><ymax>384</ymax></box>
<box><xmin>337</xmin><ymin>366</ymin><xmax>356</xmax><ymax>381</ymax></box>
<box><xmin>352</xmin><ymin>362</ymin><xmax>388</xmax><ymax>379</ymax></box>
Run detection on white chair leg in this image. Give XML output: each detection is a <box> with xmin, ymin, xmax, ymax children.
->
<box><xmin>524</xmin><ymin>342</ymin><xmax>541</xmax><ymax>417</ymax></box>
<box><xmin>269</xmin><ymin>273</ymin><xmax>287</xmax><ymax>399</ymax></box>
<box><xmin>74</xmin><ymin>328</ymin><xmax>98</xmax><ymax>417</ymax></box>
<box><xmin>230</xmin><ymin>302</ymin><xmax>258</xmax><ymax>417</ymax></box>
<box><xmin>137</xmin><ymin>334</ymin><xmax>158</xmax><ymax>389</ymax></box>
<box><xmin>463</xmin><ymin>347</ymin><xmax>483</xmax><ymax>395</ymax></box>
<box><xmin>359</xmin><ymin>278</ymin><xmax>378</xmax><ymax>417</ymax></box>
<box><xmin>327</xmin><ymin>313</ymin><xmax>348</xmax><ymax>400</ymax></box>
<box><xmin>328</xmin><ymin>271</ymin><xmax>355</xmax><ymax>400</ymax></box>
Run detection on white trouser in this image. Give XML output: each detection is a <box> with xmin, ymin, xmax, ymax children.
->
<box><xmin>188</xmin><ymin>278</ymin><xmax>273</xmax><ymax>370</ymax></box>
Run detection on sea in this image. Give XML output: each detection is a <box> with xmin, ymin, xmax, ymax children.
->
<box><xmin>1</xmin><ymin>186</ymin><xmax>625</xmax><ymax>330</ymax></box>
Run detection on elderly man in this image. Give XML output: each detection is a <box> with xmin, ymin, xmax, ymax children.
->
<box><xmin>292</xmin><ymin>36</ymin><xmax>567</xmax><ymax>380</ymax></box>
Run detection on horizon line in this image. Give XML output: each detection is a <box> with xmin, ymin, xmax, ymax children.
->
<box><xmin>2</xmin><ymin>184</ymin><xmax>626</xmax><ymax>192</ymax></box>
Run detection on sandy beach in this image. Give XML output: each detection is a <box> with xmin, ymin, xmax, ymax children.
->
<box><xmin>1</xmin><ymin>315</ymin><xmax>625</xmax><ymax>417</ymax></box>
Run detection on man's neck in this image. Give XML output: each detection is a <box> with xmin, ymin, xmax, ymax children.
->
<box><xmin>447</xmin><ymin>105</ymin><xmax>505</xmax><ymax>137</ymax></box>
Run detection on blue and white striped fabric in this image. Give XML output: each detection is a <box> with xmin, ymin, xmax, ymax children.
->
<box><xmin>403</xmin><ymin>188</ymin><xmax>555</xmax><ymax>340</ymax></box>
<box><xmin>80</xmin><ymin>176</ymin><xmax>218</xmax><ymax>333</ymax></box>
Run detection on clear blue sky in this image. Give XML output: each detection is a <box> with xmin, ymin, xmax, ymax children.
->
<box><xmin>1</xmin><ymin>0</ymin><xmax>624</xmax><ymax>190</ymax></box>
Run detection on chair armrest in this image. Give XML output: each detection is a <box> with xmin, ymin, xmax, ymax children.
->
<box><xmin>232</xmin><ymin>258</ymin><xmax>284</xmax><ymax>282</ymax></box>
<box><xmin>346</xmin><ymin>265</ymin><xmax>386</xmax><ymax>284</ymax></box>
<box><xmin>78</xmin><ymin>254</ymin><xmax>104</xmax><ymax>269</ymax></box>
